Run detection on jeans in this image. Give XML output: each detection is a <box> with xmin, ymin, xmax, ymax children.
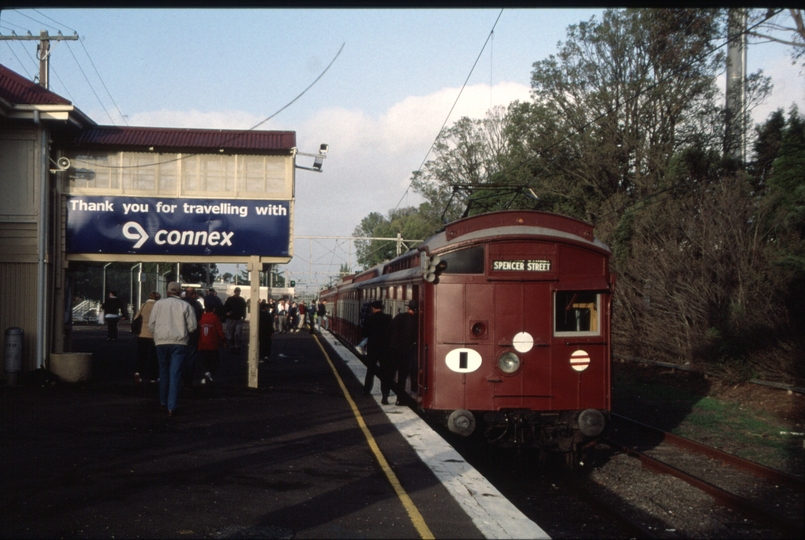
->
<box><xmin>157</xmin><ymin>344</ymin><xmax>188</xmax><ymax>411</ymax></box>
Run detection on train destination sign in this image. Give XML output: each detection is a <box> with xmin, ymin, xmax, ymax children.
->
<box><xmin>492</xmin><ymin>260</ymin><xmax>552</xmax><ymax>272</ymax></box>
<box><xmin>66</xmin><ymin>196</ymin><xmax>291</xmax><ymax>257</ymax></box>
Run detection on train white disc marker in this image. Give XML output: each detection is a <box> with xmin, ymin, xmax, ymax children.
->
<box><xmin>512</xmin><ymin>332</ymin><xmax>534</xmax><ymax>353</ymax></box>
<box><xmin>570</xmin><ymin>350</ymin><xmax>590</xmax><ymax>372</ymax></box>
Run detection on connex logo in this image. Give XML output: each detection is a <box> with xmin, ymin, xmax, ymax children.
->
<box><xmin>122</xmin><ymin>221</ymin><xmax>235</xmax><ymax>250</ymax></box>
<box><xmin>123</xmin><ymin>222</ymin><xmax>149</xmax><ymax>249</ymax></box>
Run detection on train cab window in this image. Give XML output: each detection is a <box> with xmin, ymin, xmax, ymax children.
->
<box><xmin>554</xmin><ymin>291</ymin><xmax>600</xmax><ymax>336</ymax></box>
<box><xmin>440</xmin><ymin>245</ymin><xmax>485</xmax><ymax>274</ymax></box>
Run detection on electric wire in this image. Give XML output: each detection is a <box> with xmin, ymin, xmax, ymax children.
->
<box><xmin>30</xmin><ymin>8</ymin><xmax>127</xmax><ymax>126</ymax></box>
<box><xmin>392</xmin><ymin>8</ymin><xmax>504</xmax><ymax>212</ymax></box>
<box><xmin>1</xmin><ymin>39</ymin><xmax>33</xmax><ymax>79</ymax></box>
<box><xmin>71</xmin><ymin>33</ymin><xmax>129</xmax><ymax>126</ymax></box>
<box><xmin>61</xmin><ymin>40</ymin><xmax>116</xmax><ymax>124</ymax></box>
<box><xmin>2</xmin><ymin>9</ymin><xmax>121</xmax><ymax>124</ymax></box>
<box><xmin>77</xmin><ymin>41</ymin><xmax>346</xmax><ymax>171</ymax></box>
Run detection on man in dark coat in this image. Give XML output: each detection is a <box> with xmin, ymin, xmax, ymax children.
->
<box><xmin>205</xmin><ymin>287</ymin><xmax>225</xmax><ymax>321</ymax></box>
<box><xmin>361</xmin><ymin>300</ymin><xmax>393</xmax><ymax>404</ymax></box>
<box><xmin>223</xmin><ymin>287</ymin><xmax>247</xmax><ymax>354</ymax></box>
<box><xmin>389</xmin><ymin>299</ymin><xmax>418</xmax><ymax>406</ymax></box>
<box><xmin>101</xmin><ymin>290</ymin><xmax>128</xmax><ymax>341</ymax></box>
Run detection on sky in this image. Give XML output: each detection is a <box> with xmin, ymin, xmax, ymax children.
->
<box><xmin>1</xmin><ymin>7</ymin><xmax>803</xmax><ymax>295</ymax></box>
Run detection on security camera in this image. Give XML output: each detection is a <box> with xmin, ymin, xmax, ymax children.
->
<box><xmin>57</xmin><ymin>157</ymin><xmax>71</xmax><ymax>170</ymax></box>
<box><xmin>319</xmin><ymin>144</ymin><xmax>329</xmax><ymax>155</ymax></box>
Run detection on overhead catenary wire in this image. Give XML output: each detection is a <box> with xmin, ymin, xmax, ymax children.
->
<box><xmin>392</xmin><ymin>8</ymin><xmax>504</xmax><ymax>213</ymax></box>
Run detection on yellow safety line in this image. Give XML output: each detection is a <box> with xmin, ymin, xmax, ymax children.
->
<box><xmin>313</xmin><ymin>335</ymin><xmax>435</xmax><ymax>540</ymax></box>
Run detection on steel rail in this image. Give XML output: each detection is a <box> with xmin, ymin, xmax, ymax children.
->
<box><xmin>607</xmin><ymin>416</ymin><xmax>804</xmax><ymax>537</ymax></box>
<box><xmin>612</xmin><ymin>413</ymin><xmax>804</xmax><ymax>489</ymax></box>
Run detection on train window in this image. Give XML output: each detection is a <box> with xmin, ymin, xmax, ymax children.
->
<box><xmin>440</xmin><ymin>245</ymin><xmax>485</xmax><ymax>274</ymax></box>
<box><xmin>554</xmin><ymin>291</ymin><xmax>600</xmax><ymax>336</ymax></box>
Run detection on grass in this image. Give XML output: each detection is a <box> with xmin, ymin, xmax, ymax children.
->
<box><xmin>612</xmin><ymin>370</ymin><xmax>802</xmax><ymax>474</ymax></box>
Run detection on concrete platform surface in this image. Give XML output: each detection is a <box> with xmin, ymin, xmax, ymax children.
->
<box><xmin>0</xmin><ymin>323</ymin><xmax>545</xmax><ymax>539</ymax></box>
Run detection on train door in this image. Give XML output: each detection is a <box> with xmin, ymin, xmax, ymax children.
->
<box><xmin>489</xmin><ymin>282</ymin><xmax>553</xmax><ymax>410</ymax></box>
<box><xmin>550</xmin><ymin>288</ymin><xmax>610</xmax><ymax>411</ymax></box>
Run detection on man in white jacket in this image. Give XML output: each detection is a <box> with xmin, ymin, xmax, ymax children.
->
<box><xmin>148</xmin><ymin>281</ymin><xmax>197</xmax><ymax>416</ymax></box>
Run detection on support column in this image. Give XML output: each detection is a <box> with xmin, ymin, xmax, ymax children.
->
<box><xmin>248</xmin><ymin>256</ymin><xmax>260</xmax><ymax>388</ymax></box>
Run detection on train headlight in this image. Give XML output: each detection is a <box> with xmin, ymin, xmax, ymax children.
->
<box><xmin>498</xmin><ymin>351</ymin><xmax>521</xmax><ymax>374</ymax></box>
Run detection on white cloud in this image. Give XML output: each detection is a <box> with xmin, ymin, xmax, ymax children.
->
<box><xmin>752</xmin><ymin>55</ymin><xmax>805</xmax><ymax>123</ymax></box>
<box><xmin>123</xmin><ymin>108</ymin><xmax>265</xmax><ymax>129</ymax></box>
<box><xmin>134</xmin><ymin>82</ymin><xmax>530</xmax><ymax>283</ymax></box>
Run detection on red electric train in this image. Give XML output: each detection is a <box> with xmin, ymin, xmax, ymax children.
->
<box><xmin>320</xmin><ymin>210</ymin><xmax>615</xmax><ymax>460</ymax></box>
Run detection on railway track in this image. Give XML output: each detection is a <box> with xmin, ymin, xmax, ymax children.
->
<box><xmin>601</xmin><ymin>413</ymin><xmax>804</xmax><ymax>538</ymax></box>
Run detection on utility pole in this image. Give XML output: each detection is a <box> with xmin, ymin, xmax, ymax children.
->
<box><xmin>0</xmin><ymin>30</ymin><xmax>79</xmax><ymax>89</ymax></box>
<box><xmin>725</xmin><ymin>8</ymin><xmax>747</xmax><ymax>163</ymax></box>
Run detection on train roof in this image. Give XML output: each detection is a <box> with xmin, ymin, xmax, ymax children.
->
<box><xmin>420</xmin><ymin>210</ymin><xmax>609</xmax><ymax>255</ymax></box>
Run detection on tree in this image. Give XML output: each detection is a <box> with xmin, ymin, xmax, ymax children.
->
<box><xmin>179</xmin><ymin>263</ymin><xmax>218</xmax><ymax>285</ymax></box>
<box><xmin>353</xmin><ymin>205</ymin><xmax>441</xmax><ymax>269</ymax></box>
<box><xmin>521</xmin><ymin>9</ymin><xmax>736</xmax><ymax>224</ymax></box>
<box><xmin>747</xmin><ymin>9</ymin><xmax>805</xmax><ymax>72</ymax></box>
<box><xmin>411</xmin><ymin>107</ymin><xmax>524</xmax><ymax>221</ymax></box>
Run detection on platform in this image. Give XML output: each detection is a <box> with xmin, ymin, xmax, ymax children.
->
<box><xmin>0</xmin><ymin>323</ymin><xmax>547</xmax><ymax>539</ymax></box>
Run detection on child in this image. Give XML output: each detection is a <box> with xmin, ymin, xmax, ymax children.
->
<box><xmin>198</xmin><ymin>303</ymin><xmax>226</xmax><ymax>384</ymax></box>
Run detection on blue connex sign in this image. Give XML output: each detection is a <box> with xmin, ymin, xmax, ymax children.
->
<box><xmin>66</xmin><ymin>196</ymin><xmax>291</xmax><ymax>257</ymax></box>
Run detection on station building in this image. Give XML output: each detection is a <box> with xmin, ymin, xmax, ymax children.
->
<box><xmin>1</xmin><ymin>63</ymin><xmax>298</xmax><ymax>381</ymax></box>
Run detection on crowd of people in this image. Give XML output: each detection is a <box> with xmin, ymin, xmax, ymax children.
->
<box><xmin>125</xmin><ymin>284</ymin><xmax>418</xmax><ymax>415</ymax></box>
<box><xmin>128</xmin><ymin>285</ymin><xmax>331</xmax><ymax>416</ymax></box>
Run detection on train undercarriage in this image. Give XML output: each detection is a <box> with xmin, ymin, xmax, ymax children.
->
<box><xmin>433</xmin><ymin>407</ymin><xmax>608</xmax><ymax>465</ymax></box>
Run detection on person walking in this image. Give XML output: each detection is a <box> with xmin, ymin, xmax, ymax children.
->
<box><xmin>132</xmin><ymin>291</ymin><xmax>160</xmax><ymax>383</ymax></box>
<box><xmin>389</xmin><ymin>299</ymin><xmax>419</xmax><ymax>406</ymax></box>
<box><xmin>223</xmin><ymin>287</ymin><xmax>247</xmax><ymax>354</ymax></box>
<box><xmin>148</xmin><ymin>282</ymin><xmax>197</xmax><ymax>417</ymax></box>
<box><xmin>288</xmin><ymin>302</ymin><xmax>298</xmax><ymax>333</ymax></box>
<box><xmin>361</xmin><ymin>300</ymin><xmax>393</xmax><ymax>404</ymax></box>
<box><xmin>198</xmin><ymin>302</ymin><xmax>226</xmax><ymax>384</ymax></box>
<box><xmin>183</xmin><ymin>287</ymin><xmax>204</xmax><ymax>388</ymax></box>
<box><xmin>258</xmin><ymin>300</ymin><xmax>275</xmax><ymax>362</ymax></box>
<box><xmin>276</xmin><ymin>298</ymin><xmax>288</xmax><ymax>334</ymax></box>
<box><xmin>297</xmin><ymin>301</ymin><xmax>307</xmax><ymax>332</ymax></box>
<box><xmin>316</xmin><ymin>299</ymin><xmax>328</xmax><ymax>332</ymax></box>
<box><xmin>101</xmin><ymin>290</ymin><xmax>128</xmax><ymax>341</ymax></box>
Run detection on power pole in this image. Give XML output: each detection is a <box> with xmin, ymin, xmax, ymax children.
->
<box><xmin>0</xmin><ymin>30</ymin><xmax>79</xmax><ymax>89</ymax></box>
<box><xmin>725</xmin><ymin>9</ymin><xmax>747</xmax><ymax>163</ymax></box>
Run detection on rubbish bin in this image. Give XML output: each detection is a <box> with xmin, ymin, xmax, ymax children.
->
<box><xmin>4</xmin><ymin>327</ymin><xmax>24</xmax><ymax>385</ymax></box>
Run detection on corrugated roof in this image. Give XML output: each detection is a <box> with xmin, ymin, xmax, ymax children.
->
<box><xmin>0</xmin><ymin>64</ymin><xmax>72</xmax><ymax>106</ymax></box>
<box><xmin>69</xmin><ymin>126</ymin><xmax>296</xmax><ymax>154</ymax></box>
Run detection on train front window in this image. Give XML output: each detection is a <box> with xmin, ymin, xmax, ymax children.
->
<box><xmin>440</xmin><ymin>245</ymin><xmax>485</xmax><ymax>274</ymax></box>
<box><xmin>554</xmin><ymin>291</ymin><xmax>600</xmax><ymax>336</ymax></box>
